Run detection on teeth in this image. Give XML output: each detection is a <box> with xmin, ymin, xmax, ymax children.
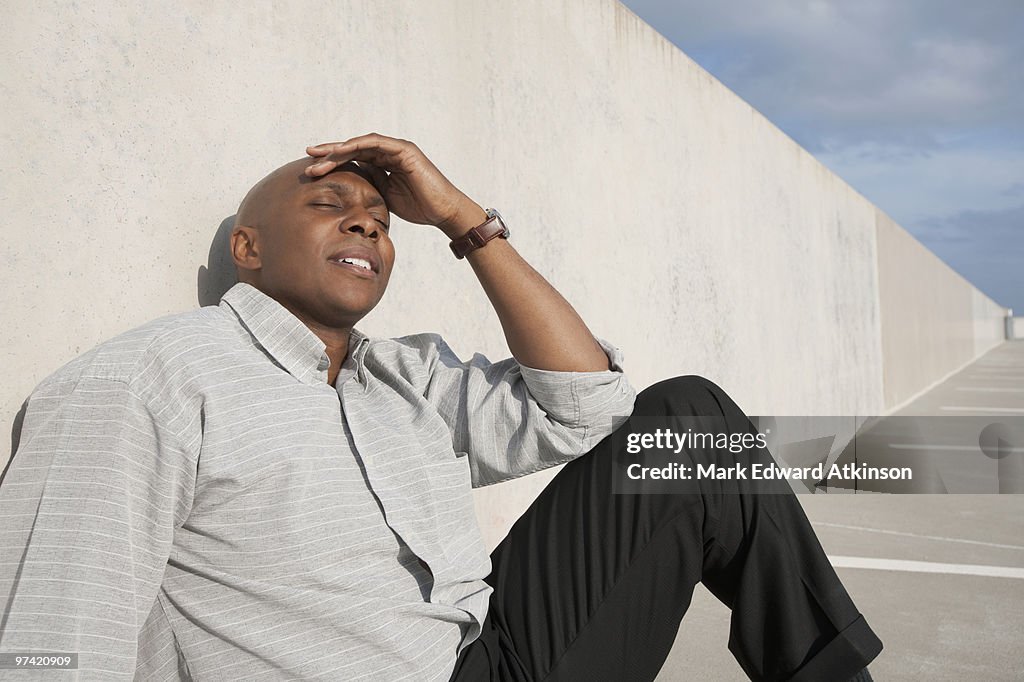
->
<box><xmin>335</xmin><ymin>257</ymin><xmax>372</xmax><ymax>271</ymax></box>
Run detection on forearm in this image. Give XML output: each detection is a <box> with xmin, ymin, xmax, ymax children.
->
<box><xmin>442</xmin><ymin>204</ymin><xmax>610</xmax><ymax>372</ymax></box>
<box><xmin>301</xmin><ymin>135</ymin><xmax>615</xmax><ymax>373</ymax></box>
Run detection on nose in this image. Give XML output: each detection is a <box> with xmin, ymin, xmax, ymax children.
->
<box><xmin>342</xmin><ymin>213</ymin><xmax>381</xmax><ymax>241</ymax></box>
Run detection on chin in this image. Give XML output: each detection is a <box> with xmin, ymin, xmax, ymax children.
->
<box><xmin>324</xmin><ymin>296</ymin><xmax>381</xmax><ymax>325</ymax></box>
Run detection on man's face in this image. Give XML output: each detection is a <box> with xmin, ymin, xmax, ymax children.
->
<box><xmin>232</xmin><ymin>159</ymin><xmax>395</xmax><ymax>330</ymax></box>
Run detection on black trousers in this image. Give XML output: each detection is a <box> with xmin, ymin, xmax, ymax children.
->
<box><xmin>449</xmin><ymin>376</ymin><xmax>882</xmax><ymax>682</ymax></box>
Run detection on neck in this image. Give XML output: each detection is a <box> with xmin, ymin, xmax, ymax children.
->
<box><xmin>276</xmin><ymin>301</ymin><xmax>355</xmax><ymax>386</ymax></box>
<box><xmin>314</xmin><ymin>324</ymin><xmax>352</xmax><ymax>386</ymax></box>
<box><xmin>242</xmin><ymin>281</ymin><xmax>363</xmax><ymax>385</ymax></box>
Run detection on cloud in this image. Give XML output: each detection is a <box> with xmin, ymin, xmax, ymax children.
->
<box><xmin>621</xmin><ymin>0</ymin><xmax>1023</xmax><ymax>312</ymax></box>
<box><xmin>1002</xmin><ymin>182</ymin><xmax>1024</xmax><ymax>198</ymax></box>
<box><xmin>917</xmin><ymin>204</ymin><xmax>1024</xmax><ymax>312</ymax></box>
<box><xmin>815</xmin><ymin>141</ymin><xmax>1024</xmax><ymax>224</ymax></box>
<box><xmin>919</xmin><ymin>204</ymin><xmax>1023</xmax><ymax>245</ymax></box>
<box><xmin>621</xmin><ymin>0</ymin><xmax>1024</xmax><ymax>155</ymax></box>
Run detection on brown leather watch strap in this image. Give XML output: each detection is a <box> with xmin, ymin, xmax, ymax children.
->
<box><xmin>449</xmin><ymin>209</ymin><xmax>509</xmax><ymax>259</ymax></box>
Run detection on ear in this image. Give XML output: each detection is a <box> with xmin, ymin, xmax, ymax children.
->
<box><xmin>231</xmin><ymin>225</ymin><xmax>262</xmax><ymax>274</ymax></box>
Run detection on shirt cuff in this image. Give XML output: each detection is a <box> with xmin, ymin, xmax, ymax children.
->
<box><xmin>516</xmin><ymin>337</ymin><xmax>635</xmax><ymax>429</ymax></box>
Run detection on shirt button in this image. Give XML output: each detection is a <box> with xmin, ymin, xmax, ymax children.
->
<box><xmin>317</xmin><ymin>355</ymin><xmax>330</xmax><ymax>371</ymax></box>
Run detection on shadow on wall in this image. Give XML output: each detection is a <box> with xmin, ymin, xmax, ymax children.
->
<box><xmin>2</xmin><ymin>402</ymin><xmax>28</xmax><ymax>485</ymax></box>
<box><xmin>198</xmin><ymin>215</ymin><xmax>240</xmax><ymax>307</ymax></box>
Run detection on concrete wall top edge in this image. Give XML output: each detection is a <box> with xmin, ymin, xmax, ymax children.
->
<box><xmin>612</xmin><ymin>2</ymin><xmax>1007</xmax><ymax>321</ymax></box>
<box><xmin>609</xmin><ymin>4</ymin><xmax>905</xmax><ymax>251</ymax></box>
<box><xmin>874</xmin><ymin>207</ymin><xmax>1009</xmax><ymax>313</ymax></box>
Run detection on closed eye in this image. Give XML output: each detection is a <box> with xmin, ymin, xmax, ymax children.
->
<box><xmin>311</xmin><ymin>204</ymin><xmax>387</xmax><ymax>231</ymax></box>
<box><xmin>310</xmin><ymin>203</ymin><xmax>389</xmax><ymax>231</ymax></box>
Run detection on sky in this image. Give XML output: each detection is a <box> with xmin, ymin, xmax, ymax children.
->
<box><xmin>620</xmin><ymin>0</ymin><xmax>1023</xmax><ymax>314</ymax></box>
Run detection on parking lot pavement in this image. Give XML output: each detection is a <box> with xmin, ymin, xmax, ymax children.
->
<box><xmin>656</xmin><ymin>342</ymin><xmax>1024</xmax><ymax>681</ymax></box>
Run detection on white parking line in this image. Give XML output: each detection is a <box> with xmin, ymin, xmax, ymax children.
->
<box><xmin>828</xmin><ymin>556</ymin><xmax>1024</xmax><ymax>580</ymax></box>
<box><xmin>955</xmin><ymin>387</ymin><xmax>1024</xmax><ymax>393</ymax></box>
<box><xmin>811</xmin><ymin>521</ymin><xmax>1024</xmax><ymax>551</ymax></box>
<box><xmin>888</xmin><ymin>443</ymin><xmax>1024</xmax><ymax>453</ymax></box>
<box><xmin>966</xmin><ymin>368</ymin><xmax>1024</xmax><ymax>372</ymax></box>
<box><xmin>939</xmin><ymin>406</ymin><xmax>1024</xmax><ymax>414</ymax></box>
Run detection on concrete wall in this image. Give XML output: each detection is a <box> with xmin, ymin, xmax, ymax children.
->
<box><xmin>876</xmin><ymin>209</ymin><xmax>1008</xmax><ymax>411</ymax></box>
<box><xmin>1</xmin><ymin>1</ymin><xmax>1009</xmax><ymax>549</ymax></box>
<box><xmin>973</xmin><ymin>291</ymin><xmax>1011</xmax><ymax>357</ymax></box>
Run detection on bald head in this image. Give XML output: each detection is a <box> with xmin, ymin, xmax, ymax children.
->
<box><xmin>235</xmin><ymin>158</ymin><xmax>379</xmax><ymax>231</ymax></box>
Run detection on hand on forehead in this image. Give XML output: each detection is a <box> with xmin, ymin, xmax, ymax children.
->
<box><xmin>236</xmin><ymin>158</ymin><xmax>384</xmax><ymax>228</ymax></box>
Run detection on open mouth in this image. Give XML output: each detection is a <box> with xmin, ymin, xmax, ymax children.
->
<box><xmin>328</xmin><ymin>256</ymin><xmax>377</xmax><ymax>277</ymax></box>
<box><xmin>326</xmin><ymin>243</ymin><xmax>381</xmax><ymax>278</ymax></box>
<box><xmin>330</xmin><ymin>256</ymin><xmax>372</xmax><ymax>271</ymax></box>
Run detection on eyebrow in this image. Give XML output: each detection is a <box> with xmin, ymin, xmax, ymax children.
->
<box><xmin>311</xmin><ymin>181</ymin><xmax>387</xmax><ymax>209</ymax></box>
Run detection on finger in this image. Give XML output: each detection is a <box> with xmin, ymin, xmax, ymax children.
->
<box><xmin>304</xmin><ymin>158</ymin><xmax>342</xmax><ymax>177</ymax></box>
<box><xmin>306</xmin><ymin>150</ymin><xmax>399</xmax><ymax>177</ymax></box>
<box><xmin>304</xmin><ymin>155</ymin><xmax>394</xmax><ymax>180</ymax></box>
<box><xmin>305</xmin><ymin>144</ymin><xmax>339</xmax><ymax>158</ymax></box>
<box><xmin>305</xmin><ymin>142</ymin><xmax>354</xmax><ymax>166</ymax></box>
<box><xmin>310</xmin><ymin>134</ymin><xmax>411</xmax><ymax>167</ymax></box>
<box><xmin>306</xmin><ymin>140</ymin><xmax>368</xmax><ymax>161</ymax></box>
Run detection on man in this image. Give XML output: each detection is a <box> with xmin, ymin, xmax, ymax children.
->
<box><xmin>1</xmin><ymin>133</ymin><xmax>881</xmax><ymax>680</ymax></box>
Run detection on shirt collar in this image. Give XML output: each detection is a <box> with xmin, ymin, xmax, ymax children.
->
<box><xmin>220</xmin><ymin>282</ymin><xmax>370</xmax><ymax>386</ymax></box>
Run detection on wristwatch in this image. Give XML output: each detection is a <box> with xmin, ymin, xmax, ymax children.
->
<box><xmin>449</xmin><ymin>208</ymin><xmax>510</xmax><ymax>259</ymax></box>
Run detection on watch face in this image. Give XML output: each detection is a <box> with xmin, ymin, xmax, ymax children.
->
<box><xmin>486</xmin><ymin>208</ymin><xmax>509</xmax><ymax>238</ymax></box>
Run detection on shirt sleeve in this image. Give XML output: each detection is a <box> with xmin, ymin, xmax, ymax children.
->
<box><xmin>0</xmin><ymin>375</ymin><xmax>197</xmax><ymax>679</ymax></box>
<box><xmin>420</xmin><ymin>335</ymin><xmax>636</xmax><ymax>487</ymax></box>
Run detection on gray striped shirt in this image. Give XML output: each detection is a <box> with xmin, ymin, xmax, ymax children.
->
<box><xmin>1</xmin><ymin>282</ymin><xmax>636</xmax><ymax>680</ymax></box>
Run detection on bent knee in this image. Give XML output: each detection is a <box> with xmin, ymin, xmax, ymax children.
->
<box><xmin>639</xmin><ymin>374</ymin><xmax>723</xmax><ymax>400</ymax></box>
<box><xmin>635</xmin><ymin>374</ymin><xmax>727</xmax><ymax>417</ymax></box>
